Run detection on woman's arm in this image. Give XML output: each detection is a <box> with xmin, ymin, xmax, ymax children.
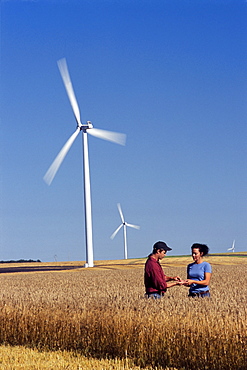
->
<box><xmin>186</xmin><ymin>272</ymin><xmax>211</xmax><ymax>286</ymax></box>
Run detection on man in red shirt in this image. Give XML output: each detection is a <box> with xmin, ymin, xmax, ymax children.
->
<box><xmin>144</xmin><ymin>241</ymin><xmax>182</xmax><ymax>298</ymax></box>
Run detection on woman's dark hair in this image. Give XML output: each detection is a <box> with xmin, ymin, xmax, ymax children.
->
<box><xmin>191</xmin><ymin>243</ymin><xmax>209</xmax><ymax>256</ymax></box>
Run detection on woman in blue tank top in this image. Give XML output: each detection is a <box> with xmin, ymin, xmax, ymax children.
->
<box><xmin>186</xmin><ymin>243</ymin><xmax>212</xmax><ymax>298</ymax></box>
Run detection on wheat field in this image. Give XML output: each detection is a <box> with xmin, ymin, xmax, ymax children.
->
<box><xmin>0</xmin><ymin>254</ymin><xmax>246</xmax><ymax>369</ymax></box>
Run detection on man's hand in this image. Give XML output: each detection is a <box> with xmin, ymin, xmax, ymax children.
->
<box><xmin>173</xmin><ymin>276</ymin><xmax>182</xmax><ymax>281</ymax></box>
<box><xmin>176</xmin><ymin>279</ymin><xmax>188</xmax><ymax>285</ymax></box>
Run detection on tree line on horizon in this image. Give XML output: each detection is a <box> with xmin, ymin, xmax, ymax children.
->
<box><xmin>0</xmin><ymin>259</ymin><xmax>41</xmax><ymax>264</ymax></box>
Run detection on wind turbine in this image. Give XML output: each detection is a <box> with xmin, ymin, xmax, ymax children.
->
<box><xmin>43</xmin><ymin>58</ymin><xmax>126</xmax><ymax>268</ymax></box>
<box><xmin>227</xmin><ymin>240</ymin><xmax>235</xmax><ymax>253</ymax></box>
<box><xmin>110</xmin><ymin>203</ymin><xmax>140</xmax><ymax>259</ymax></box>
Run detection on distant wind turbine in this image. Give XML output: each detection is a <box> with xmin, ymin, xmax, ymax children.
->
<box><xmin>43</xmin><ymin>58</ymin><xmax>126</xmax><ymax>268</ymax></box>
<box><xmin>110</xmin><ymin>203</ymin><xmax>140</xmax><ymax>259</ymax></box>
<box><xmin>227</xmin><ymin>240</ymin><xmax>235</xmax><ymax>253</ymax></box>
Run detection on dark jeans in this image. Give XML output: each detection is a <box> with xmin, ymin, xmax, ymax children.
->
<box><xmin>146</xmin><ymin>292</ymin><xmax>164</xmax><ymax>299</ymax></box>
<box><xmin>188</xmin><ymin>291</ymin><xmax>210</xmax><ymax>298</ymax></box>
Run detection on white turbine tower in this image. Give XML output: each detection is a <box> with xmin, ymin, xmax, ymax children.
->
<box><xmin>227</xmin><ymin>240</ymin><xmax>235</xmax><ymax>253</ymax></box>
<box><xmin>43</xmin><ymin>58</ymin><xmax>126</xmax><ymax>268</ymax></box>
<box><xmin>110</xmin><ymin>203</ymin><xmax>140</xmax><ymax>259</ymax></box>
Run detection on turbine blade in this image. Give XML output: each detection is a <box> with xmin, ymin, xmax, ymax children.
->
<box><xmin>57</xmin><ymin>58</ymin><xmax>82</xmax><ymax>127</ymax></box>
<box><xmin>125</xmin><ymin>223</ymin><xmax>140</xmax><ymax>230</ymax></box>
<box><xmin>43</xmin><ymin>128</ymin><xmax>80</xmax><ymax>185</ymax></box>
<box><xmin>88</xmin><ymin>128</ymin><xmax>126</xmax><ymax>146</ymax></box>
<box><xmin>117</xmin><ymin>203</ymin><xmax>125</xmax><ymax>223</ymax></box>
<box><xmin>110</xmin><ymin>224</ymin><xmax>123</xmax><ymax>239</ymax></box>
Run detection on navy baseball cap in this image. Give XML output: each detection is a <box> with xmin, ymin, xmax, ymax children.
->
<box><xmin>153</xmin><ymin>241</ymin><xmax>172</xmax><ymax>252</ymax></box>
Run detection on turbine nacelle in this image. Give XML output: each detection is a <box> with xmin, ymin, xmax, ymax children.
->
<box><xmin>80</xmin><ymin>121</ymin><xmax>93</xmax><ymax>130</ymax></box>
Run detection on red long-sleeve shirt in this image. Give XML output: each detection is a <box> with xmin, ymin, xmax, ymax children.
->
<box><xmin>144</xmin><ymin>256</ymin><xmax>167</xmax><ymax>294</ymax></box>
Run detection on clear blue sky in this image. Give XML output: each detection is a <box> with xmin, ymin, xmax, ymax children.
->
<box><xmin>1</xmin><ymin>0</ymin><xmax>246</xmax><ymax>262</ymax></box>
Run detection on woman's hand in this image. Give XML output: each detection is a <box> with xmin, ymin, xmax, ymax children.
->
<box><xmin>185</xmin><ymin>279</ymin><xmax>194</xmax><ymax>286</ymax></box>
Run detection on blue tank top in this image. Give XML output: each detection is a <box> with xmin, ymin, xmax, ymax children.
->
<box><xmin>187</xmin><ymin>261</ymin><xmax>212</xmax><ymax>293</ymax></box>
